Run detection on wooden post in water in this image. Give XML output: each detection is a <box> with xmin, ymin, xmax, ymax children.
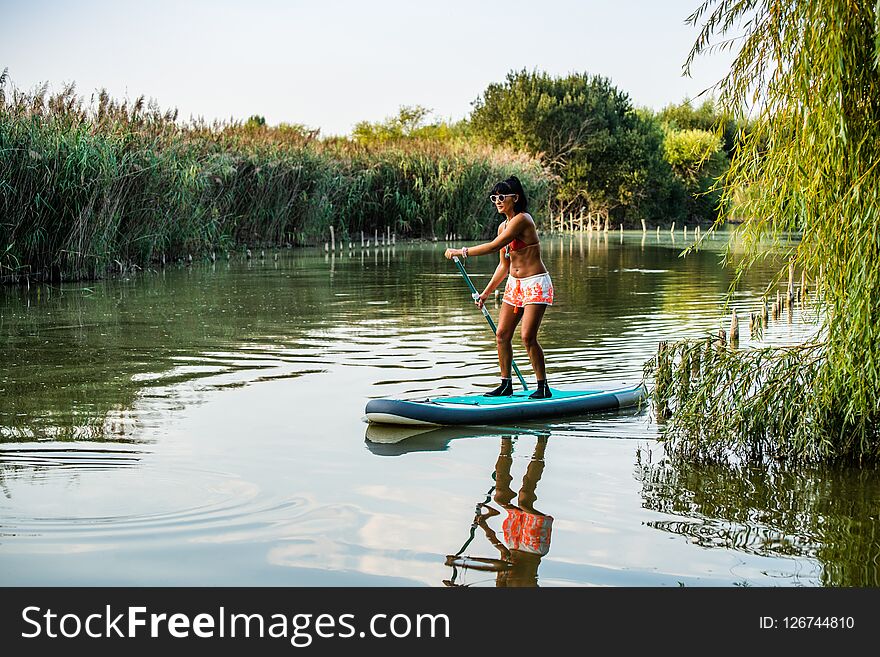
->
<box><xmin>329</xmin><ymin>226</ymin><xmax>335</xmax><ymax>251</ymax></box>
<box><xmin>788</xmin><ymin>260</ymin><xmax>795</xmax><ymax>303</ymax></box>
<box><xmin>360</xmin><ymin>231</ymin><xmax>364</xmax><ymax>248</ymax></box>
<box><xmin>670</xmin><ymin>222</ymin><xmax>675</xmax><ymax>234</ymax></box>
<box><xmin>641</xmin><ymin>218</ymin><xmax>646</xmax><ymax>232</ymax></box>
<box><xmin>730</xmin><ymin>309</ymin><xmax>739</xmax><ymax>343</ymax></box>
<box><xmin>654</xmin><ymin>341</ymin><xmax>670</xmax><ymax>419</ymax></box>
<box><xmin>684</xmin><ymin>225</ymin><xmax>688</xmax><ymax>240</ymax></box>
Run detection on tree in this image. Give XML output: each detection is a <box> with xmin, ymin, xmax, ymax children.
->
<box><xmin>657</xmin><ymin>97</ymin><xmax>741</xmax><ymax>157</ymax></box>
<box><xmin>244</xmin><ymin>114</ymin><xmax>266</xmax><ymax>130</ymax></box>
<box><xmin>649</xmin><ymin>0</ymin><xmax>880</xmax><ymax>463</ymax></box>
<box><xmin>662</xmin><ymin>128</ymin><xmax>728</xmax><ymax>221</ymax></box>
<box><xmin>352</xmin><ymin>105</ymin><xmax>470</xmax><ymax>144</ymax></box>
<box><xmin>470</xmin><ymin>70</ymin><xmax>673</xmax><ymax>222</ymax></box>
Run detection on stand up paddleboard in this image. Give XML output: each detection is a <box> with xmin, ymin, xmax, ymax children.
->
<box><xmin>365</xmin><ymin>257</ymin><xmax>646</xmax><ymax>426</ymax></box>
<box><xmin>364</xmin><ymin>381</ymin><xmax>647</xmax><ymax>426</ymax></box>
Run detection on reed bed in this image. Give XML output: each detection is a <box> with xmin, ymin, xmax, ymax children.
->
<box><xmin>645</xmin><ymin>339</ymin><xmax>849</xmax><ymax>464</ymax></box>
<box><xmin>0</xmin><ymin>83</ymin><xmax>550</xmax><ymax>281</ymax></box>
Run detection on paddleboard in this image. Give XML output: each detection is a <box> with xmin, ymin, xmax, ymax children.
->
<box><xmin>364</xmin><ymin>381</ymin><xmax>647</xmax><ymax>426</ymax></box>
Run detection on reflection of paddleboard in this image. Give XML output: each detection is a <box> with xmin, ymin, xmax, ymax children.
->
<box><xmin>364</xmin><ymin>424</ymin><xmax>544</xmax><ymax>456</ymax></box>
<box><xmin>364</xmin><ymin>381</ymin><xmax>647</xmax><ymax>426</ymax></box>
<box><xmin>365</xmin><ymin>425</ymin><xmax>486</xmax><ymax>456</ymax></box>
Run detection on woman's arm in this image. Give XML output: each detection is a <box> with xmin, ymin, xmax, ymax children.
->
<box><xmin>475</xmin><ymin>254</ymin><xmax>510</xmax><ymax>308</ymax></box>
<box><xmin>444</xmin><ymin>213</ymin><xmax>529</xmax><ymax>260</ymax></box>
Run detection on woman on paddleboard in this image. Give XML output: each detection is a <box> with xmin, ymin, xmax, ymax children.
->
<box><xmin>444</xmin><ymin>175</ymin><xmax>553</xmax><ymax>399</ymax></box>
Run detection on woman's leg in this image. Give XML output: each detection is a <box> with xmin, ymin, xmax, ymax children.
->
<box><xmin>520</xmin><ymin>304</ymin><xmax>547</xmax><ymax>380</ymax></box>
<box><xmin>494</xmin><ymin>302</ymin><xmax>523</xmax><ymax>379</ymax></box>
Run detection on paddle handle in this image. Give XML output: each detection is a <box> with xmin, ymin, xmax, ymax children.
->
<box><xmin>452</xmin><ymin>257</ymin><xmax>528</xmax><ymax>390</ymax></box>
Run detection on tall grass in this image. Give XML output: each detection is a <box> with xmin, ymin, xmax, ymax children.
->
<box><xmin>0</xmin><ymin>82</ymin><xmax>550</xmax><ymax>281</ymax></box>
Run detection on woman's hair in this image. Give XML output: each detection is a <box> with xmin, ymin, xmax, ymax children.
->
<box><xmin>491</xmin><ymin>176</ymin><xmax>528</xmax><ymax>213</ymax></box>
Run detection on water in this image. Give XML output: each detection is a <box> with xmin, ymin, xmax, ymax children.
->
<box><xmin>1</xmin><ymin>230</ymin><xmax>877</xmax><ymax>586</ymax></box>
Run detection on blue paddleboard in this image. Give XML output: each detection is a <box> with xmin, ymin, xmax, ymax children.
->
<box><xmin>364</xmin><ymin>381</ymin><xmax>647</xmax><ymax>426</ymax></box>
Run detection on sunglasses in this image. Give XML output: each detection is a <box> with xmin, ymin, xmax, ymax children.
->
<box><xmin>489</xmin><ymin>194</ymin><xmax>517</xmax><ymax>203</ymax></box>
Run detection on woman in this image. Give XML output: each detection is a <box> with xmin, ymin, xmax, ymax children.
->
<box><xmin>444</xmin><ymin>176</ymin><xmax>553</xmax><ymax>399</ymax></box>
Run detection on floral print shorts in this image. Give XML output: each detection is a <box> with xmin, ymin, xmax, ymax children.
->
<box><xmin>502</xmin><ymin>273</ymin><xmax>554</xmax><ymax>309</ymax></box>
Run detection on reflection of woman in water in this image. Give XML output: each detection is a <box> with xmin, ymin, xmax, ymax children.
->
<box><xmin>445</xmin><ymin>435</ymin><xmax>553</xmax><ymax>587</ymax></box>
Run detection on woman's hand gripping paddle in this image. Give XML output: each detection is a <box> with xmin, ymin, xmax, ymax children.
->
<box><xmin>452</xmin><ymin>256</ymin><xmax>529</xmax><ymax>391</ymax></box>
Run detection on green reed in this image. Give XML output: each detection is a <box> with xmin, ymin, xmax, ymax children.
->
<box><xmin>0</xmin><ymin>83</ymin><xmax>549</xmax><ymax>281</ymax></box>
<box><xmin>645</xmin><ymin>338</ymin><xmax>846</xmax><ymax>464</ymax></box>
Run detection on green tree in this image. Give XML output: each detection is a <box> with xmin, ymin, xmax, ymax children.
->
<box><xmin>657</xmin><ymin>97</ymin><xmax>740</xmax><ymax>157</ymax></box>
<box><xmin>352</xmin><ymin>105</ymin><xmax>470</xmax><ymax>144</ymax></box>
<box><xmin>470</xmin><ymin>69</ymin><xmax>673</xmax><ymax>222</ymax></box>
<box><xmin>648</xmin><ymin>0</ymin><xmax>880</xmax><ymax>463</ymax></box>
<box><xmin>662</xmin><ymin>127</ymin><xmax>728</xmax><ymax>221</ymax></box>
<box><xmin>244</xmin><ymin>114</ymin><xmax>266</xmax><ymax>129</ymax></box>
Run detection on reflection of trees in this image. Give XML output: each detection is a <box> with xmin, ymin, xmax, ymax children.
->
<box><xmin>548</xmin><ymin>230</ymin><xmax>789</xmax><ymax>325</ymax></box>
<box><xmin>1</xmin><ymin>255</ymin><xmax>337</xmax><ymax>443</ymax></box>
<box><xmin>635</xmin><ymin>451</ymin><xmax>880</xmax><ymax>586</ymax></box>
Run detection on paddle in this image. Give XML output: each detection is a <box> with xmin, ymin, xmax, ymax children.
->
<box><xmin>452</xmin><ymin>256</ymin><xmax>529</xmax><ymax>391</ymax></box>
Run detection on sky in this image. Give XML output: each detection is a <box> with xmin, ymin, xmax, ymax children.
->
<box><xmin>1</xmin><ymin>0</ymin><xmax>735</xmax><ymax>137</ymax></box>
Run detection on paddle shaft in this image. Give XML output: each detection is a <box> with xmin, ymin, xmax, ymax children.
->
<box><xmin>452</xmin><ymin>256</ymin><xmax>529</xmax><ymax>390</ymax></box>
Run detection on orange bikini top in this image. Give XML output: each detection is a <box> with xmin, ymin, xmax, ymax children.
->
<box><xmin>502</xmin><ymin>220</ymin><xmax>539</xmax><ymax>258</ymax></box>
<box><xmin>504</xmin><ymin>237</ymin><xmax>539</xmax><ymax>258</ymax></box>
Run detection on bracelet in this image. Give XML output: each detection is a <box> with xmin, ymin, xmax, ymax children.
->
<box><xmin>461</xmin><ymin>246</ymin><xmax>469</xmax><ymax>259</ymax></box>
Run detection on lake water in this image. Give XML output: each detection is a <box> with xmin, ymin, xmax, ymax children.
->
<box><xmin>2</xmin><ymin>229</ymin><xmax>878</xmax><ymax>587</ymax></box>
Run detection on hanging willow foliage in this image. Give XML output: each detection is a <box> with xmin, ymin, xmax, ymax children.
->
<box><xmin>646</xmin><ymin>0</ymin><xmax>880</xmax><ymax>464</ymax></box>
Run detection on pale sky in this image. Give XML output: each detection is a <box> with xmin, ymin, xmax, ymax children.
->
<box><xmin>2</xmin><ymin>0</ymin><xmax>734</xmax><ymax>136</ymax></box>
